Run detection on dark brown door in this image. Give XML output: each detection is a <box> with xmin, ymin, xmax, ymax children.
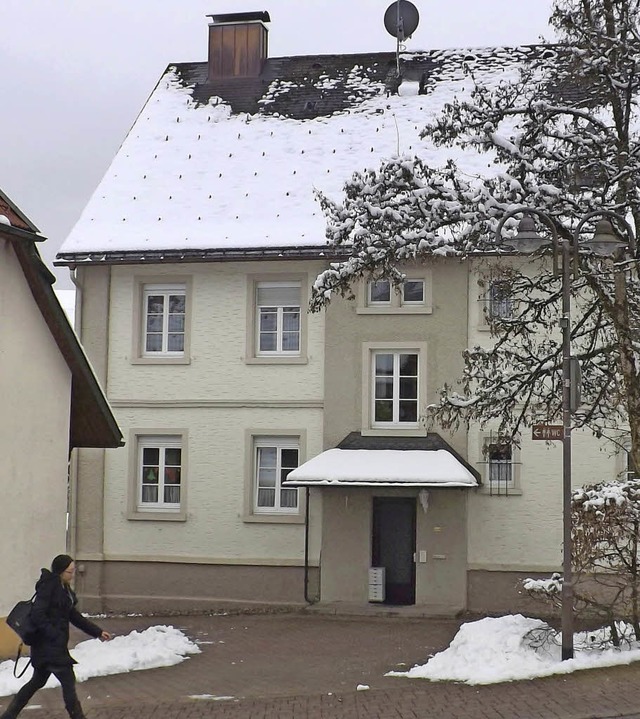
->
<box><xmin>372</xmin><ymin>497</ymin><xmax>416</xmax><ymax>605</ymax></box>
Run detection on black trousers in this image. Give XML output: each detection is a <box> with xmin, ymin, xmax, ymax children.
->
<box><xmin>12</xmin><ymin>664</ymin><xmax>78</xmax><ymax>713</ymax></box>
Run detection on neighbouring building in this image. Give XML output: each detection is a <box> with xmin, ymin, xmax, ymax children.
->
<box><xmin>0</xmin><ymin>189</ymin><xmax>122</xmax><ymax>658</ymax></box>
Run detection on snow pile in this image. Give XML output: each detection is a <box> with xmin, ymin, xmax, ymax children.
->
<box><xmin>0</xmin><ymin>625</ymin><xmax>200</xmax><ymax>697</ymax></box>
<box><xmin>388</xmin><ymin>615</ymin><xmax>640</xmax><ymax>684</ymax></box>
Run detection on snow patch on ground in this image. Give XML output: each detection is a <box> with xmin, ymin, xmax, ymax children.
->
<box><xmin>0</xmin><ymin>625</ymin><xmax>199</xmax><ymax>697</ymax></box>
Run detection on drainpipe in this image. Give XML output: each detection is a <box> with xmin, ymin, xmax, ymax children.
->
<box><xmin>67</xmin><ymin>267</ymin><xmax>82</xmax><ymax>559</ymax></box>
<box><xmin>304</xmin><ymin>487</ymin><xmax>312</xmax><ymax>603</ymax></box>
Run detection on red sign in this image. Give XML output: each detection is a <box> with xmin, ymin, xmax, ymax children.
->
<box><xmin>532</xmin><ymin>424</ymin><xmax>564</xmax><ymax>441</ymax></box>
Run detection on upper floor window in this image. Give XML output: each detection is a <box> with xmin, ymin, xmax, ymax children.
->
<box><xmin>360</xmin><ymin>274</ymin><xmax>431</xmax><ymax>314</ymax></box>
<box><xmin>488</xmin><ymin>279</ymin><xmax>513</xmax><ymax>320</ymax></box>
<box><xmin>256</xmin><ymin>282</ymin><xmax>301</xmax><ymax>356</ymax></box>
<box><xmin>143</xmin><ymin>284</ymin><xmax>186</xmax><ymax>356</ymax></box>
<box><xmin>402</xmin><ymin>279</ymin><xmax>425</xmax><ymax>304</ymax></box>
<box><xmin>369</xmin><ymin>280</ymin><xmax>391</xmax><ymax>304</ymax></box>
<box><xmin>372</xmin><ymin>351</ymin><xmax>419</xmax><ymax>426</ymax></box>
<box><xmin>254</xmin><ymin>436</ymin><xmax>300</xmax><ymax>514</ymax></box>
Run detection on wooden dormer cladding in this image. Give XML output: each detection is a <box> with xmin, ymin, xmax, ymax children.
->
<box><xmin>207</xmin><ymin>11</ymin><xmax>270</xmax><ymax>80</ymax></box>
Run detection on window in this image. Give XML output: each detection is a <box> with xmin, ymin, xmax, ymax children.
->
<box><xmin>256</xmin><ymin>282</ymin><xmax>301</xmax><ymax>356</ymax></box>
<box><xmin>372</xmin><ymin>352</ymin><xmax>419</xmax><ymax>426</ymax></box>
<box><xmin>137</xmin><ymin>436</ymin><xmax>182</xmax><ymax>512</ymax></box>
<box><xmin>487</xmin><ymin>441</ymin><xmax>512</xmax><ymax>485</ymax></box>
<box><xmin>254</xmin><ymin>437</ymin><xmax>299</xmax><ymax>513</ymax></box>
<box><xmin>480</xmin><ymin>435</ymin><xmax>521</xmax><ymax>495</ymax></box>
<box><xmin>143</xmin><ymin>284</ymin><xmax>186</xmax><ymax>356</ymax></box>
<box><xmin>369</xmin><ymin>280</ymin><xmax>391</xmax><ymax>304</ymax></box>
<box><xmin>360</xmin><ymin>274</ymin><xmax>431</xmax><ymax>314</ymax></box>
<box><xmin>488</xmin><ymin>280</ymin><xmax>513</xmax><ymax>320</ymax></box>
<box><xmin>402</xmin><ymin>279</ymin><xmax>425</xmax><ymax>304</ymax></box>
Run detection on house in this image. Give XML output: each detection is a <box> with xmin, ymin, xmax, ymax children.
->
<box><xmin>56</xmin><ymin>11</ymin><xmax>619</xmax><ymax>615</ymax></box>
<box><xmin>0</xmin><ymin>189</ymin><xmax>122</xmax><ymax>658</ymax></box>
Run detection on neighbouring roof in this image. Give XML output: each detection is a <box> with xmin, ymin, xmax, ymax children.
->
<box><xmin>285</xmin><ymin>431</ymin><xmax>479</xmax><ymax>488</ymax></box>
<box><xmin>57</xmin><ymin>45</ymin><xmax>562</xmax><ymax>265</ymax></box>
<box><xmin>0</xmin><ymin>189</ymin><xmax>122</xmax><ymax>449</ymax></box>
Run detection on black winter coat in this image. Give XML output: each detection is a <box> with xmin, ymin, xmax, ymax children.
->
<box><xmin>29</xmin><ymin>569</ymin><xmax>103</xmax><ymax>669</ymax></box>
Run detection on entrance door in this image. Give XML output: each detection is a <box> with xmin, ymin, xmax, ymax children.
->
<box><xmin>372</xmin><ymin>497</ymin><xmax>416</xmax><ymax>605</ymax></box>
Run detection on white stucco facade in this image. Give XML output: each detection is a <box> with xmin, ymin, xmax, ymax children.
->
<box><xmin>0</xmin><ymin>239</ymin><xmax>71</xmax><ymax>615</ymax></box>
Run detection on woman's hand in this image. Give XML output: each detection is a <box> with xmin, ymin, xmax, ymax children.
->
<box><xmin>99</xmin><ymin>631</ymin><xmax>112</xmax><ymax>641</ymax></box>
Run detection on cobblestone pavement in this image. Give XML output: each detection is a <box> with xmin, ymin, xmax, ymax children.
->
<box><xmin>2</xmin><ymin>612</ymin><xmax>640</xmax><ymax>719</ymax></box>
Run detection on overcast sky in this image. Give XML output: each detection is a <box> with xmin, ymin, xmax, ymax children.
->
<box><xmin>1</xmin><ymin>1</ymin><xmax>554</xmax><ymax>288</ymax></box>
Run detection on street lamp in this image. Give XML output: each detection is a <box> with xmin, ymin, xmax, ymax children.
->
<box><xmin>495</xmin><ymin>207</ymin><xmax>635</xmax><ymax>661</ymax></box>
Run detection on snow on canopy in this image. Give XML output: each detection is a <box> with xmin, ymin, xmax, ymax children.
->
<box><xmin>284</xmin><ymin>448</ymin><xmax>478</xmax><ymax>487</ymax></box>
<box><xmin>58</xmin><ymin>47</ymin><xmax>538</xmax><ymax>258</ymax></box>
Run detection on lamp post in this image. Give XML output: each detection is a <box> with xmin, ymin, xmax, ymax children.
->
<box><xmin>495</xmin><ymin>207</ymin><xmax>635</xmax><ymax>661</ymax></box>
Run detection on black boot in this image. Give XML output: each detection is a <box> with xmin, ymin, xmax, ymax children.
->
<box><xmin>66</xmin><ymin>701</ymin><xmax>87</xmax><ymax>719</ymax></box>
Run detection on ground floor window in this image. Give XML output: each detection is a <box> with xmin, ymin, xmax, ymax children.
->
<box><xmin>254</xmin><ymin>436</ymin><xmax>299</xmax><ymax>513</ymax></box>
<box><xmin>138</xmin><ymin>436</ymin><xmax>182</xmax><ymax>511</ymax></box>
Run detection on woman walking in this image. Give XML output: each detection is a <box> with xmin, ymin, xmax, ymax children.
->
<box><xmin>1</xmin><ymin>555</ymin><xmax>111</xmax><ymax>719</ymax></box>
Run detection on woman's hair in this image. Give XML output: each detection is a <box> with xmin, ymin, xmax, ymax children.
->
<box><xmin>51</xmin><ymin>554</ymin><xmax>74</xmax><ymax>575</ymax></box>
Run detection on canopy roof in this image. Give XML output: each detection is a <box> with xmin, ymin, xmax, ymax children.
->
<box><xmin>284</xmin><ymin>448</ymin><xmax>479</xmax><ymax>488</ymax></box>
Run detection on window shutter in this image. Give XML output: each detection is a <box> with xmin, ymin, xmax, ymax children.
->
<box><xmin>257</xmin><ymin>285</ymin><xmax>300</xmax><ymax>306</ymax></box>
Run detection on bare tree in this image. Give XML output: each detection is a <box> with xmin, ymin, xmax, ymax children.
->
<box><xmin>311</xmin><ymin>0</ymin><xmax>640</xmax><ymax>463</ymax></box>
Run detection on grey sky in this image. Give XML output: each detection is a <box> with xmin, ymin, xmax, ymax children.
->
<box><xmin>0</xmin><ymin>1</ymin><xmax>553</xmax><ymax>288</ymax></box>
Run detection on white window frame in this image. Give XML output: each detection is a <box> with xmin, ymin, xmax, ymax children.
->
<box><xmin>368</xmin><ymin>279</ymin><xmax>391</xmax><ymax>305</ymax></box>
<box><xmin>253</xmin><ymin>436</ymin><xmax>300</xmax><ymax>515</ymax></box>
<box><xmin>479</xmin><ymin>434</ymin><xmax>522</xmax><ymax>495</ymax></box>
<box><xmin>371</xmin><ymin>351</ymin><xmax>419</xmax><ymax>427</ymax></box>
<box><xmin>361</xmin><ymin>342</ymin><xmax>427</xmax><ymax>435</ymax></box>
<box><xmin>256</xmin><ymin>281</ymin><xmax>301</xmax><ymax>357</ymax></box>
<box><xmin>358</xmin><ymin>273</ymin><xmax>432</xmax><ymax>315</ymax></box>
<box><xmin>142</xmin><ymin>284</ymin><xmax>186</xmax><ymax>357</ymax></box>
<box><xmin>136</xmin><ymin>435</ymin><xmax>183</xmax><ymax>513</ymax></box>
<box><xmin>401</xmin><ymin>279</ymin><xmax>426</xmax><ymax>305</ymax></box>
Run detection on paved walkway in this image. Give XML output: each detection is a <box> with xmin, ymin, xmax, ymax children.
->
<box><xmin>2</xmin><ymin>611</ymin><xmax>640</xmax><ymax>719</ymax></box>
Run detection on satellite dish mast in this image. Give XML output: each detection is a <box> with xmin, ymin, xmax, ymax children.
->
<box><xmin>384</xmin><ymin>1</ymin><xmax>420</xmax><ymax>75</ymax></box>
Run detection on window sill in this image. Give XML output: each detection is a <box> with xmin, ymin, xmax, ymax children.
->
<box><xmin>478</xmin><ymin>486</ymin><xmax>523</xmax><ymax>496</ymax></box>
<box><xmin>243</xmin><ymin>512</ymin><xmax>305</xmax><ymax>524</ymax></box>
<box><xmin>131</xmin><ymin>356</ymin><xmax>191</xmax><ymax>365</ymax></box>
<box><xmin>356</xmin><ymin>306</ymin><xmax>433</xmax><ymax>315</ymax></box>
<box><xmin>127</xmin><ymin>510</ymin><xmax>187</xmax><ymax>521</ymax></box>
<box><xmin>361</xmin><ymin>428</ymin><xmax>427</xmax><ymax>437</ymax></box>
<box><xmin>245</xmin><ymin>356</ymin><xmax>308</xmax><ymax>365</ymax></box>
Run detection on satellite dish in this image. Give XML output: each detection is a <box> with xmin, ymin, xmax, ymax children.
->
<box><xmin>384</xmin><ymin>1</ymin><xmax>420</xmax><ymax>41</ymax></box>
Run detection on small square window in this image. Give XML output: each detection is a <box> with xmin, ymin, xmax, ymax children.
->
<box><xmin>369</xmin><ymin>280</ymin><xmax>391</xmax><ymax>304</ymax></box>
<box><xmin>402</xmin><ymin>279</ymin><xmax>425</xmax><ymax>304</ymax></box>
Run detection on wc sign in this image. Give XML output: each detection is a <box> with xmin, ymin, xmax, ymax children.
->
<box><xmin>532</xmin><ymin>424</ymin><xmax>564</xmax><ymax>441</ymax></box>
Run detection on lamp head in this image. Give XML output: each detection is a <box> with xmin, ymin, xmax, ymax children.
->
<box><xmin>583</xmin><ymin>218</ymin><xmax>626</xmax><ymax>257</ymax></box>
<box><xmin>511</xmin><ymin>214</ymin><xmax>548</xmax><ymax>254</ymax></box>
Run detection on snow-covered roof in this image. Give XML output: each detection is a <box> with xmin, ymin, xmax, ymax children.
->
<box><xmin>57</xmin><ymin>46</ymin><xmax>550</xmax><ymax>262</ymax></box>
<box><xmin>284</xmin><ymin>448</ymin><xmax>479</xmax><ymax>487</ymax></box>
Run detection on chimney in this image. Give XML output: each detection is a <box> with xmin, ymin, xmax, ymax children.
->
<box><xmin>207</xmin><ymin>11</ymin><xmax>271</xmax><ymax>81</ymax></box>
